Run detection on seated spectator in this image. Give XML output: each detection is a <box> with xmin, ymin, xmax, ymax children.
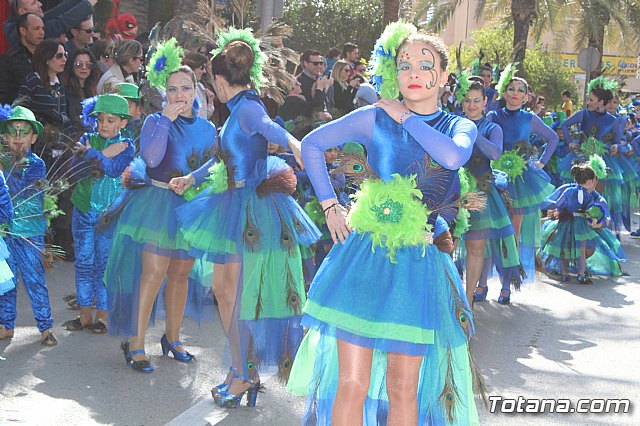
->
<box><xmin>327</xmin><ymin>60</ymin><xmax>358</xmax><ymax>117</ymax></box>
<box><xmin>61</xmin><ymin>48</ymin><xmax>101</xmax><ymax>134</ymax></box>
<box><xmin>4</xmin><ymin>0</ymin><xmax>98</xmax><ymax>48</ymax></box>
<box><xmin>96</xmin><ymin>39</ymin><xmax>143</xmax><ymax>94</ymax></box>
<box><xmin>90</xmin><ymin>39</ymin><xmax>115</xmax><ymax>74</ymax></box>
<box><xmin>0</xmin><ymin>13</ymin><xmax>44</xmax><ymax>105</ymax></box>
<box><xmin>64</xmin><ymin>14</ymin><xmax>95</xmax><ymax>57</ymax></box>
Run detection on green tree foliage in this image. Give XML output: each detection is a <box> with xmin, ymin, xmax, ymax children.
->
<box><xmin>281</xmin><ymin>0</ymin><xmax>384</xmax><ymax>59</ymax></box>
<box><xmin>453</xmin><ymin>25</ymin><xmax>576</xmax><ymax>109</ymax></box>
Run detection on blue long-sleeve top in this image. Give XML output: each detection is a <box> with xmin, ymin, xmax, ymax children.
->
<box><xmin>485</xmin><ymin>86</ymin><xmax>500</xmax><ymax>112</ymax></box>
<box><xmin>71</xmin><ymin>132</ymin><xmax>135</xmax><ymax>213</ymax></box>
<box><xmin>3</xmin><ymin>150</ymin><xmax>46</xmax><ymax>238</ymax></box>
<box><xmin>464</xmin><ymin>118</ymin><xmax>503</xmax><ymax>177</ymax></box>
<box><xmin>139</xmin><ymin>110</ymin><xmax>217</xmax><ymax>184</ymax></box>
<box><xmin>301</xmin><ymin>106</ymin><xmax>477</xmax><ymax>226</ymax></box>
<box><xmin>487</xmin><ymin>107</ymin><xmax>559</xmax><ymax>165</ymax></box>
<box><xmin>631</xmin><ymin>134</ymin><xmax>640</xmax><ymax>157</ymax></box>
<box><xmin>560</xmin><ymin>109</ymin><xmax>622</xmax><ymax>147</ymax></box>
<box><xmin>0</xmin><ymin>171</ymin><xmax>14</xmax><ymax>224</ymax></box>
<box><xmin>191</xmin><ymin>90</ymin><xmax>293</xmax><ymax>185</ymax></box>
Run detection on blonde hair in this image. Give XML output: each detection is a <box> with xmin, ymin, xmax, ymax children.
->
<box><xmin>330</xmin><ymin>60</ymin><xmax>351</xmax><ymax>88</ymax></box>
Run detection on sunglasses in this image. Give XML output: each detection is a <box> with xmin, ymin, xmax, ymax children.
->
<box><xmin>74</xmin><ymin>60</ymin><xmax>93</xmax><ymax>69</ymax></box>
<box><xmin>309</xmin><ymin>61</ymin><xmax>323</xmax><ymax>66</ymax></box>
<box><xmin>77</xmin><ymin>27</ymin><xmax>94</xmax><ymax>33</ymax></box>
<box><xmin>132</xmin><ymin>56</ymin><xmax>144</xmax><ymax>62</ymax></box>
<box><xmin>54</xmin><ymin>51</ymin><xmax>69</xmax><ymax>60</ymax></box>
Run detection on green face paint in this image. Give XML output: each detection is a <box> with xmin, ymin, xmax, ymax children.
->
<box><xmin>5</xmin><ymin>123</ymin><xmax>33</xmax><ymax>139</ymax></box>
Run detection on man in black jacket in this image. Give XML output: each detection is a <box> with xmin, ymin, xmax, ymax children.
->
<box><xmin>296</xmin><ymin>49</ymin><xmax>332</xmax><ymax>114</ymax></box>
<box><xmin>4</xmin><ymin>0</ymin><xmax>97</xmax><ymax>47</ymax></box>
<box><xmin>0</xmin><ymin>13</ymin><xmax>44</xmax><ymax>105</ymax></box>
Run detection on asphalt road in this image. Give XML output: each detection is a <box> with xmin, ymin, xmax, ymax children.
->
<box><xmin>1</xmin><ymin>234</ymin><xmax>639</xmax><ymax>425</ymax></box>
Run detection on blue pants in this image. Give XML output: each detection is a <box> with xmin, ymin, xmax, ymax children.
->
<box><xmin>0</xmin><ymin>235</ymin><xmax>53</xmax><ymax>332</ymax></box>
<box><xmin>72</xmin><ymin>207</ymin><xmax>110</xmax><ymax>311</ymax></box>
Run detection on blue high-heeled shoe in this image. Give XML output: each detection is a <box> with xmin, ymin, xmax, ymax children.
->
<box><xmin>121</xmin><ymin>341</ymin><xmax>153</xmax><ymax>373</ymax></box>
<box><xmin>210</xmin><ymin>367</ymin><xmax>237</xmax><ymax>397</ymax></box>
<box><xmin>577</xmin><ymin>274</ymin><xmax>592</xmax><ymax>285</ymax></box>
<box><xmin>497</xmin><ymin>289</ymin><xmax>511</xmax><ymax>305</ymax></box>
<box><xmin>160</xmin><ymin>334</ymin><xmax>194</xmax><ymax>363</ymax></box>
<box><xmin>213</xmin><ymin>376</ymin><xmax>261</xmax><ymax>408</ymax></box>
<box><xmin>473</xmin><ymin>286</ymin><xmax>488</xmax><ymax>302</ymax></box>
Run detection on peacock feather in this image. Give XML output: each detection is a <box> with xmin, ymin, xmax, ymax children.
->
<box><xmin>438</xmin><ymin>348</ymin><xmax>460</xmax><ymax>424</ymax></box>
<box><xmin>333</xmin><ymin>152</ymin><xmax>377</xmax><ymax>184</ymax></box>
<box><xmin>243</xmin><ymin>207</ymin><xmax>261</xmax><ymax>252</ymax></box>
<box><xmin>581</xmin><ymin>137</ymin><xmax>607</xmax><ymax>157</ymax></box>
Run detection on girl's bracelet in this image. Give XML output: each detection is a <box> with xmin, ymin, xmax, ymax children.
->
<box><xmin>323</xmin><ymin>202</ymin><xmax>340</xmax><ymax>216</ymax></box>
<box><xmin>399</xmin><ymin>111</ymin><xmax>414</xmax><ymax>125</ymax></box>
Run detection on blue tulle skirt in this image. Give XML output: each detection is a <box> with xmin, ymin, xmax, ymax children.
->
<box><xmin>507</xmin><ymin>163</ymin><xmax>555</xmax><ymax>215</ymax></box>
<box><xmin>288</xmin><ymin>231</ymin><xmax>479</xmax><ymax>425</ymax></box>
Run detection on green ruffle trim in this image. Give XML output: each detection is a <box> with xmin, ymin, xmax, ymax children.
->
<box><xmin>492</xmin><ymin>150</ymin><xmax>526</xmax><ymax>182</ymax></box>
<box><xmin>304</xmin><ymin>299</ymin><xmax>435</xmax><ymax>345</ymax></box>
<box><xmin>182</xmin><ymin>160</ymin><xmax>228</xmax><ymax>201</ymax></box>
<box><xmin>348</xmin><ymin>174</ymin><xmax>432</xmax><ymax>263</ymax></box>
<box><xmin>589</xmin><ymin>154</ymin><xmax>607</xmax><ymax>179</ymax></box>
<box><xmin>147</xmin><ymin>38</ymin><xmax>184</xmax><ymax>91</ymax></box>
<box><xmin>212</xmin><ymin>27</ymin><xmax>268</xmax><ymax>92</ymax></box>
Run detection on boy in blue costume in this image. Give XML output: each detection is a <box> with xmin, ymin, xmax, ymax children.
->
<box><xmin>0</xmin><ymin>169</ymin><xmax>15</xmax><ymax>298</ymax></box>
<box><xmin>63</xmin><ymin>94</ymin><xmax>135</xmax><ymax>333</ymax></box>
<box><xmin>0</xmin><ymin>106</ymin><xmax>56</xmax><ymax>346</ymax></box>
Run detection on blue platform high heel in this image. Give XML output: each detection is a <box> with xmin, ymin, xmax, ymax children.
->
<box><xmin>160</xmin><ymin>334</ymin><xmax>194</xmax><ymax>363</ymax></box>
<box><xmin>497</xmin><ymin>288</ymin><xmax>511</xmax><ymax>305</ymax></box>
<box><xmin>210</xmin><ymin>367</ymin><xmax>237</xmax><ymax>397</ymax></box>
<box><xmin>213</xmin><ymin>375</ymin><xmax>261</xmax><ymax>408</ymax></box>
<box><xmin>473</xmin><ymin>286</ymin><xmax>488</xmax><ymax>302</ymax></box>
<box><xmin>121</xmin><ymin>341</ymin><xmax>153</xmax><ymax>373</ymax></box>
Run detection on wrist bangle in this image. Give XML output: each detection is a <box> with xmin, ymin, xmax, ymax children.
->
<box><xmin>323</xmin><ymin>202</ymin><xmax>339</xmax><ymax>215</ymax></box>
<box><xmin>399</xmin><ymin>111</ymin><xmax>413</xmax><ymax>125</ymax></box>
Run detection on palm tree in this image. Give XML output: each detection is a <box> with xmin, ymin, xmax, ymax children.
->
<box><xmin>414</xmin><ymin>0</ymin><xmax>563</xmax><ymax>74</ymax></box>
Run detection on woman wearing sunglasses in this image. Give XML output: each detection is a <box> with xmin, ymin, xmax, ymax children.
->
<box><xmin>96</xmin><ymin>39</ymin><xmax>143</xmax><ymax>94</ymax></box>
<box><xmin>62</xmin><ymin>48</ymin><xmax>102</xmax><ymax>134</ymax></box>
<box><xmin>17</xmin><ymin>39</ymin><xmax>71</xmax><ymax>132</ymax></box>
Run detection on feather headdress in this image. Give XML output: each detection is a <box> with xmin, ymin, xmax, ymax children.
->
<box><xmin>212</xmin><ymin>27</ymin><xmax>268</xmax><ymax>92</ymax></box>
<box><xmin>496</xmin><ymin>62</ymin><xmax>518</xmax><ymax>98</ymax></box>
<box><xmin>371</xmin><ymin>21</ymin><xmax>417</xmax><ymax>99</ymax></box>
<box><xmin>147</xmin><ymin>38</ymin><xmax>184</xmax><ymax>90</ymax></box>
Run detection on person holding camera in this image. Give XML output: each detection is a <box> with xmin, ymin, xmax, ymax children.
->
<box><xmin>297</xmin><ymin>49</ymin><xmax>333</xmax><ymax>115</ymax></box>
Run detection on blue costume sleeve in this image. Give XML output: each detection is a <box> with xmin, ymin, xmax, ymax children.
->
<box><xmin>6</xmin><ymin>155</ymin><xmax>46</xmax><ymax>195</ymax></box>
<box><xmin>0</xmin><ymin>171</ymin><xmax>14</xmax><ymax>223</ymax></box>
<box><xmin>302</xmin><ymin>107</ymin><xmax>375</xmax><ymax>201</ymax></box>
<box><xmin>612</xmin><ymin>117</ymin><xmax>624</xmax><ymax>147</ymax></box>
<box><xmin>632</xmin><ymin>134</ymin><xmax>640</xmax><ymax>155</ymax></box>
<box><xmin>191</xmin><ymin>158</ymin><xmax>216</xmax><ymax>185</ymax></box>
<box><xmin>140</xmin><ymin>114</ymin><xmax>172</xmax><ymax>168</ymax></box>
<box><xmin>531</xmin><ymin>114</ymin><xmax>559</xmax><ymax>165</ymax></box>
<box><xmin>475</xmin><ymin>124</ymin><xmax>503</xmax><ymax>160</ymax></box>
<box><xmin>83</xmin><ymin>137</ymin><xmax>136</xmax><ymax>178</ymax></box>
<box><xmin>238</xmin><ymin>101</ymin><xmax>293</xmax><ymax>148</ymax></box>
<box><xmin>561</xmin><ymin>110</ymin><xmax>584</xmax><ymax>145</ymax></box>
<box><xmin>402</xmin><ymin>114</ymin><xmax>476</xmax><ymax>170</ymax></box>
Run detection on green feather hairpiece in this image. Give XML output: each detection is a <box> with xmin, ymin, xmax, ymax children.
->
<box><xmin>371</xmin><ymin>21</ymin><xmax>417</xmax><ymax>99</ymax></box>
<box><xmin>147</xmin><ymin>38</ymin><xmax>184</xmax><ymax>90</ymax></box>
<box><xmin>589</xmin><ymin>154</ymin><xmax>607</xmax><ymax>179</ymax></box>
<box><xmin>212</xmin><ymin>27</ymin><xmax>267</xmax><ymax>92</ymax></box>
<box><xmin>496</xmin><ymin>62</ymin><xmax>518</xmax><ymax>98</ymax></box>
<box><xmin>587</xmin><ymin>76</ymin><xmax>618</xmax><ymax>95</ymax></box>
<box><xmin>455</xmin><ymin>71</ymin><xmax>472</xmax><ymax>103</ymax></box>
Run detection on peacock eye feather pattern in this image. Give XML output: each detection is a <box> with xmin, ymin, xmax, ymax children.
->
<box><xmin>147</xmin><ymin>38</ymin><xmax>184</xmax><ymax>90</ymax></box>
<box><xmin>438</xmin><ymin>348</ymin><xmax>461</xmax><ymax>424</ymax></box>
<box><xmin>332</xmin><ymin>152</ymin><xmax>377</xmax><ymax>184</ymax></box>
<box><xmin>371</xmin><ymin>21</ymin><xmax>417</xmax><ymax>99</ymax></box>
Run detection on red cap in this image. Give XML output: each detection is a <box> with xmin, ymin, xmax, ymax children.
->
<box><xmin>117</xmin><ymin>14</ymin><xmax>137</xmax><ymax>33</ymax></box>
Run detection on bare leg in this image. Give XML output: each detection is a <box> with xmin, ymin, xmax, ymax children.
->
<box><xmin>464</xmin><ymin>239</ymin><xmax>487</xmax><ymax>305</ymax></box>
<box><xmin>164</xmin><ymin>257</ymin><xmax>195</xmax><ymax>352</ymax></box>
<box><xmin>578</xmin><ymin>241</ymin><xmax>587</xmax><ymax>276</ymax></box>
<box><xmin>212</xmin><ymin>262</ymin><xmax>241</xmax><ymax>333</ymax></box>
<box><xmin>511</xmin><ymin>213</ymin><xmax>523</xmax><ymax>248</ymax></box>
<box><xmin>386</xmin><ymin>352</ymin><xmax>424</xmax><ymax>426</ymax></box>
<box><xmin>332</xmin><ymin>339</ymin><xmax>373</xmax><ymax>426</ymax></box>
<box><xmin>79</xmin><ymin>305</ymin><xmax>93</xmax><ymax>327</ymax></box>
<box><xmin>130</xmin><ymin>252</ymin><xmax>171</xmax><ymax>361</ymax></box>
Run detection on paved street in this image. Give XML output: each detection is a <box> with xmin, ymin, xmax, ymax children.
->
<box><xmin>1</xmin><ymin>235</ymin><xmax>639</xmax><ymax>425</ymax></box>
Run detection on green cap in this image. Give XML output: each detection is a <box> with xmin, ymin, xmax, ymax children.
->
<box><xmin>542</xmin><ymin>116</ymin><xmax>553</xmax><ymax>126</ymax></box>
<box><xmin>90</xmin><ymin>94</ymin><xmax>131</xmax><ymax>119</ymax></box>
<box><xmin>115</xmin><ymin>83</ymin><xmax>140</xmax><ymax>101</ymax></box>
<box><xmin>342</xmin><ymin>142</ymin><xmax>365</xmax><ymax>155</ymax></box>
<box><xmin>555</xmin><ymin>111</ymin><xmax>567</xmax><ymax>124</ymax></box>
<box><xmin>0</xmin><ymin>105</ymin><xmax>44</xmax><ymax>135</ymax></box>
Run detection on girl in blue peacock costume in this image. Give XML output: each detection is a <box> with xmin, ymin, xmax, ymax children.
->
<box><xmin>63</xmin><ymin>94</ymin><xmax>135</xmax><ymax>334</ymax></box>
<box><xmin>0</xmin><ymin>106</ymin><xmax>56</xmax><ymax>346</ymax></box>
<box><xmin>560</xmin><ymin>77</ymin><xmax>634</xmax><ymax>234</ymax></box>
<box><xmin>173</xmin><ymin>28</ymin><xmax>320</xmax><ymax>408</ymax></box>
<box><xmin>487</xmin><ymin>68</ymin><xmax>558</xmax><ymax>285</ymax></box>
<box><xmin>539</xmin><ymin>163</ymin><xmax>626</xmax><ymax>283</ymax></box>
<box><xmin>104</xmin><ymin>39</ymin><xmax>217</xmax><ymax>373</ymax></box>
<box><xmin>456</xmin><ymin>76</ymin><xmax>522</xmax><ymax>306</ymax></box>
<box><xmin>287</xmin><ymin>23</ymin><xmax>483</xmax><ymax>425</ymax></box>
